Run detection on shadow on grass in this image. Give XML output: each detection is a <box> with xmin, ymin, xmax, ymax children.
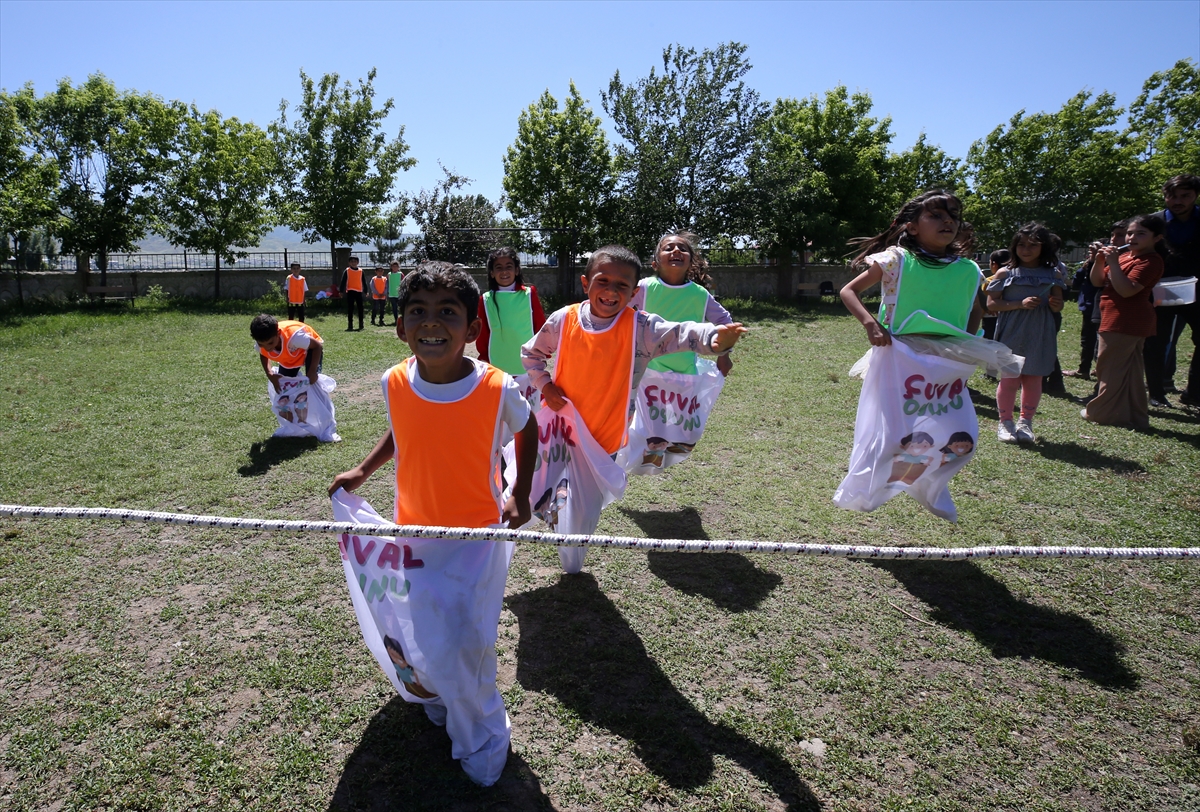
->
<box><xmin>507</xmin><ymin>574</ymin><xmax>821</xmax><ymax>811</ymax></box>
<box><xmin>620</xmin><ymin>506</ymin><xmax>782</xmax><ymax>612</ymax></box>
<box><xmin>1149</xmin><ymin>406</ymin><xmax>1200</xmax><ymax>425</ymax></box>
<box><xmin>327</xmin><ymin>696</ymin><xmax>554</xmax><ymax>812</ymax></box>
<box><xmin>969</xmin><ymin>387</ymin><xmax>999</xmax><ymax>419</ymax></box>
<box><xmin>871</xmin><ymin>560</ymin><xmax>1139</xmax><ymax>690</ymax></box>
<box><xmin>1027</xmin><ymin>440</ymin><xmax>1147</xmax><ymax>473</ymax></box>
<box><xmin>238</xmin><ymin>436</ymin><xmax>321</xmax><ymax>476</ymax></box>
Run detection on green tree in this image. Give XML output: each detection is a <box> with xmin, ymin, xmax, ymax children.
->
<box><xmin>601</xmin><ymin>42</ymin><xmax>767</xmax><ymax>256</ymax></box>
<box><xmin>270</xmin><ymin>68</ymin><xmax>415</xmax><ymax>284</ymax></box>
<box><xmin>746</xmin><ymin>86</ymin><xmax>894</xmax><ymax>261</ymax></box>
<box><xmin>1127</xmin><ymin>58</ymin><xmax>1199</xmax><ymax>192</ymax></box>
<box><xmin>964</xmin><ymin>90</ymin><xmax>1151</xmax><ymax>247</ymax></box>
<box><xmin>884</xmin><ymin>133</ymin><xmax>965</xmax><ymax>212</ymax></box>
<box><xmin>16</xmin><ymin>74</ymin><xmax>180</xmax><ymax>283</ymax></box>
<box><xmin>408</xmin><ymin>165</ymin><xmax>501</xmax><ymax>265</ymax></box>
<box><xmin>503</xmin><ymin>81</ymin><xmax>612</xmax><ymax>286</ymax></box>
<box><xmin>0</xmin><ymin>91</ymin><xmax>58</xmax><ymax>261</ymax></box>
<box><xmin>366</xmin><ymin>203</ymin><xmax>410</xmax><ymax>266</ymax></box>
<box><xmin>158</xmin><ymin>107</ymin><xmax>276</xmax><ymax>297</ymax></box>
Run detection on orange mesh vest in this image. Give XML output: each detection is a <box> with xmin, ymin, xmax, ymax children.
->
<box><xmin>385</xmin><ymin>358</ymin><xmax>506</xmax><ymax>527</ymax></box>
<box><xmin>346</xmin><ymin>268</ymin><xmax>363</xmax><ymax>292</ymax></box>
<box><xmin>553</xmin><ymin>304</ymin><xmax>636</xmax><ymax>454</ymax></box>
<box><xmin>261</xmin><ymin>321</ymin><xmax>319</xmax><ymax>369</ymax></box>
<box><xmin>287</xmin><ymin>275</ymin><xmax>306</xmax><ymax>304</ymax></box>
<box><xmin>371</xmin><ymin>276</ymin><xmax>387</xmax><ymax>299</ymax></box>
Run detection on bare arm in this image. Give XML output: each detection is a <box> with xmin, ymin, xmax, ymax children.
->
<box><xmin>260</xmin><ymin>353</ymin><xmax>281</xmax><ymax>392</ymax></box>
<box><xmin>1100</xmin><ymin>247</ymin><xmax>1144</xmax><ymax>298</ymax></box>
<box><xmin>840</xmin><ymin>262</ymin><xmax>890</xmax><ymax>346</ymax></box>
<box><xmin>328</xmin><ymin>429</ymin><xmax>394</xmax><ymax>496</ymax></box>
<box><xmin>305</xmin><ymin>340</ymin><xmax>323</xmax><ymax>385</ymax></box>
<box><xmin>967</xmin><ymin>297</ymin><xmax>983</xmax><ymax>335</ymax></box>
<box><xmin>501</xmin><ymin>412</ymin><xmax>538</xmax><ymax>528</ymax></box>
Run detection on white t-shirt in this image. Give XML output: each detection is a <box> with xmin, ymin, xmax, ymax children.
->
<box><xmin>393</xmin><ymin>357</ymin><xmax>531</xmax><ymax>436</ymax></box>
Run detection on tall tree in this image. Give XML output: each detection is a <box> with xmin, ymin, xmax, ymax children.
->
<box><xmin>16</xmin><ymin>74</ymin><xmax>180</xmax><ymax>283</ymax></box>
<box><xmin>964</xmin><ymin>90</ymin><xmax>1151</xmax><ymax>247</ymax></box>
<box><xmin>1126</xmin><ymin>58</ymin><xmax>1199</xmax><ymax>192</ymax></box>
<box><xmin>0</xmin><ymin>91</ymin><xmax>58</xmax><ymax>260</ymax></box>
<box><xmin>409</xmin><ymin>165</ymin><xmax>501</xmax><ymax>265</ymax></box>
<box><xmin>746</xmin><ymin>86</ymin><xmax>894</xmax><ymax>260</ymax></box>
<box><xmin>884</xmin><ymin>133</ymin><xmax>965</xmax><ymax>212</ymax></box>
<box><xmin>503</xmin><ymin>81</ymin><xmax>612</xmax><ymax>286</ymax></box>
<box><xmin>158</xmin><ymin>107</ymin><xmax>276</xmax><ymax>297</ymax></box>
<box><xmin>270</xmin><ymin>68</ymin><xmax>415</xmax><ymax>284</ymax></box>
<box><xmin>366</xmin><ymin>203</ymin><xmax>410</xmax><ymax>266</ymax></box>
<box><xmin>601</xmin><ymin>42</ymin><xmax>767</xmax><ymax>256</ymax></box>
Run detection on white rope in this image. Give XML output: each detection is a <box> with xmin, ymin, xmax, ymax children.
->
<box><xmin>2</xmin><ymin>503</ymin><xmax>1196</xmax><ymax>561</ymax></box>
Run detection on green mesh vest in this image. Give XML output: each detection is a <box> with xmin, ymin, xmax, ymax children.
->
<box><xmin>644</xmin><ymin>278</ymin><xmax>710</xmax><ymax>374</ymax></box>
<box><xmin>482</xmin><ymin>289</ymin><xmax>533</xmax><ymax>375</ymax></box>
<box><xmin>886</xmin><ymin>252</ymin><xmax>982</xmax><ymax>336</ymax></box>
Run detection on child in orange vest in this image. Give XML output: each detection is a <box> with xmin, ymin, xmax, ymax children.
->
<box><xmin>250</xmin><ymin>313</ymin><xmax>323</xmax><ymax>389</ymax></box>
<box><xmin>339</xmin><ymin>255</ymin><xmax>365</xmax><ymax>331</ymax></box>
<box><xmin>369</xmin><ymin>266</ymin><xmax>389</xmax><ymax>326</ymax></box>
<box><xmin>329</xmin><ymin>261</ymin><xmax>538</xmax><ymax>787</ymax></box>
<box><xmin>521</xmin><ymin>245</ymin><xmax>746</xmax><ymax>570</ymax></box>
<box><xmin>285</xmin><ymin>263</ymin><xmax>308</xmax><ymax>323</ymax></box>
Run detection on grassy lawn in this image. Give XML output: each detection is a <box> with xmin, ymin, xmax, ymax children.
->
<box><xmin>1</xmin><ymin>294</ymin><xmax>1197</xmax><ymax>811</ymax></box>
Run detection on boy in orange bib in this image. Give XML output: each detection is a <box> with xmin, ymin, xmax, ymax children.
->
<box><xmin>521</xmin><ymin>245</ymin><xmax>746</xmax><ymax>570</ymax></box>
<box><xmin>285</xmin><ymin>263</ymin><xmax>308</xmax><ymax>323</ymax></box>
<box><xmin>329</xmin><ymin>262</ymin><xmax>537</xmax><ymax>786</ymax></box>
<box><xmin>250</xmin><ymin>313</ymin><xmax>323</xmax><ymax>389</ymax></box>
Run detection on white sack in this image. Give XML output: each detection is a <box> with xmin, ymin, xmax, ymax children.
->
<box><xmin>617</xmin><ymin>358</ymin><xmax>726</xmax><ymax>475</ymax></box>
<box><xmin>331</xmin><ymin>489</ymin><xmax>513</xmax><ymax>786</ymax></box>
<box><xmin>268</xmin><ymin>370</ymin><xmax>340</xmax><ymax>442</ymax></box>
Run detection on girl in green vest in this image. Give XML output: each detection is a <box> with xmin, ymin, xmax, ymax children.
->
<box><xmin>630</xmin><ymin>232</ymin><xmax>736</xmax><ymax>377</ymax></box>
<box><xmin>475</xmin><ymin>247</ymin><xmax>546</xmax><ymax>380</ymax></box>
<box><xmin>841</xmin><ymin>190</ymin><xmax>984</xmax><ymax>344</ymax></box>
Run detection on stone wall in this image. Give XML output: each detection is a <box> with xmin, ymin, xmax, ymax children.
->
<box><xmin>0</xmin><ymin>263</ymin><xmax>872</xmax><ymax>305</ymax></box>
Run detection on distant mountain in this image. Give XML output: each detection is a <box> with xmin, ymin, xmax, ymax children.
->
<box><xmin>136</xmin><ymin>226</ymin><xmax>380</xmax><ymax>254</ymax></box>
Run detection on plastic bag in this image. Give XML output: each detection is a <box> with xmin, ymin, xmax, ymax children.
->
<box><xmin>506</xmin><ymin>400</ymin><xmax>626</xmax><ymax>573</ymax></box>
<box><xmin>617</xmin><ymin>358</ymin><xmax>726</xmax><ymax>475</ymax></box>
<box><xmin>834</xmin><ymin>339</ymin><xmax>988</xmax><ymax>522</ymax></box>
<box><xmin>268</xmin><ymin>370</ymin><xmax>340</xmax><ymax>442</ymax></box>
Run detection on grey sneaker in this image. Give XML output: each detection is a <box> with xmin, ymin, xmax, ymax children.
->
<box><xmin>1014</xmin><ymin>418</ymin><xmax>1035</xmax><ymax>443</ymax></box>
<box><xmin>997</xmin><ymin>419</ymin><xmax>1019</xmax><ymax>443</ymax></box>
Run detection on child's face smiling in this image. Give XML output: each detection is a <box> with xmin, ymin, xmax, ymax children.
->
<box><xmin>491</xmin><ymin>256</ymin><xmax>518</xmax><ymax>288</ymax></box>
<box><xmin>1014</xmin><ymin>237</ymin><xmax>1042</xmax><ymax>267</ymax></box>
<box><xmin>398</xmin><ymin>287</ymin><xmax>481</xmax><ymax>383</ymax></box>
<box><xmin>907</xmin><ymin>207</ymin><xmax>960</xmax><ymax>254</ymax></box>
<box><xmin>654</xmin><ymin>239</ymin><xmax>692</xmax><ymax>285</ymax></box>
<box><xmin>907</xmin><ymin>439</ymin><xmax>933</xmax><ymax>454</ymax></box>
<box><xmin>582</xmin><ymin>261</ymin><xmax>637</xmax><ymax>319</ymax></box>
<box><xmin>948</xmin><ymin>440</ymin><xmax>973</xmax><ymax>456</ymax></box>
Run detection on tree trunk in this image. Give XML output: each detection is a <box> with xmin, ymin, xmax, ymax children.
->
<box><xmin>557</xmin><ymin>244</ymin><xmax>572</xmax><ymax>300</ymax></box>
<box><xmin>215</xmin><ymin>252</ymin><xmax>221</xmax><ymax>299</ymax></box>
<box><xmin>98</xmin><ymin>247</ymin><xmax>108</xmax><ymax>288</ymax></box>
<box><xmin>330</xmin><ymin>239</ymin><xmax>337</xmax><ymax>289</ymax></box>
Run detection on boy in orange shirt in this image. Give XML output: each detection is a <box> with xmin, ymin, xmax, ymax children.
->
<box><xmin>339</xmin><ymin>255</ymin><xmax>365</xmax><ymax>331</ymax></box>
<box><xmin>285</xmin><ymin>263</ymin><xmax>308</xmax><ymax>322</ymax></box>
<box><xmin>521</xmin><ymin>244</ymin><xmax>746</xmax><ymax>570</ymax></box>
<box><xmin>250</xmin><ymin>313</ymin><xmax>323</xmax><ymax>390</ymax></box>
<box><xmin>369</xmin><ymin>265</ymin><xmax>389</xmax><ymax>326</ymax></box>
<box><xmin>329</xmin><ymin>261</ymin><xmax>537</xmax><ymax>786</ymax></box>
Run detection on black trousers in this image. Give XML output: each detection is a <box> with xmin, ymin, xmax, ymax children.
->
<box><xmin>346</xmin><ymin>291</ymin><xmax>364</xmax><ymax>328</ymax></box>
<box><xmin>1144</xmin><ymin>300</ymin><xmax>1199</xmax><ymax>398</ymax></box>
<box><xmin>371</xmin><ymin>298</ymin><xmax>386</xmax><ymax>323</ymax></box>
<box><xmin>1079</xmin><ymin>314</ymin><xmax>1099</xmax><ymax>376</ymax></box>
<box><xmin>288</xmin><ymin>303</ymin><xmax>305</xmax><ymax>322</ymax></box>
<box><xmin>389</xmin><ymin>297</ymin><xmax>400</xmax><ymax>322</ymax></box>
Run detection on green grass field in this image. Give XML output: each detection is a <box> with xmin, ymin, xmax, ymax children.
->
<box><xmin>1</xmin><ymin>294</ymin><xmax>1198</xmax><ymax>811</ymax></box>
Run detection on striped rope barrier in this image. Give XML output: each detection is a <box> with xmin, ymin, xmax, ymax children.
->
<box><xmin>2</xmin><ymin>504</ymin><xmax>1197</xmax><ymax>561</ymax></box>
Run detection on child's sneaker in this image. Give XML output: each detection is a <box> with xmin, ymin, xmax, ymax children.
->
<box><xmin>1015</xmin><ymin>417</ymin><xmax>1035</xmax><ymax>443</ymax></box>
<box><xmin>997</xmin><ymin>420</ymin><xmax>1019</xmax><ymax>443</ymax></box>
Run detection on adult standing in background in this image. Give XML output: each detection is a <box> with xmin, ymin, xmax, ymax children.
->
<box><xmin>340</xmin><ymin>255</ymin><xmax>365</xmax><ymax>331</ymax></box>
<box><xmin>1145</xmin><ymin>175</ymin><xmax>1199</xmax><ymax>408</ymax></box>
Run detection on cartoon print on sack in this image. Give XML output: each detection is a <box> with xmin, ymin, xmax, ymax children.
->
<box><xmin>276</xmin><ymin>394</ymin><xmax>294</xmax><ymax>422</ymax></box>
<box><xmin>642</xmin><ymin>437</ymin><xmax>669</xmax><ymax>467</ymax></box>
<box><xmin>888</xmin><ymin>431</ymin><xmax>935</xmax><ymax>485</ymax></box>
<box><xmin>294</xmin><ymin>390</ymin><xmax>309</xmax><ymax>424</ymax></box>
<box><xmin>940</xmin><ymin>431</ymin><xmax>976</xmax><ymax>464</ymax></box>
<box><xmin>533</xmin><ymin>477</ymin><xmax>569</xmax><ymax>528</ymax></box>
<box><xmin>383</xmin><ymin>634</ymin><xmax>438</xmax><ymax>699</ymax></box>
<box><xmin>666</xmin><ymin>441</ymin><xmax>695</xmax><ymax>454</ymax></box>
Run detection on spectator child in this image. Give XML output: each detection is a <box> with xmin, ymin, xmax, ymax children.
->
<box><xmin>979</xmin><ymin>249</ymin><xmax>1010</xmax><ymax>343</ymax></box>
<box><xmin>386</xmin><ymin>261</ymin><xmax>404</xmax><ymax>325</ymax></box>
<box><xmin>369</xmin><ymin>266</ymin><xmax>388</xmax><ymax>326</ymax></box>
<box><xmin>329</xmin><ymin>262</ymin><xmax>538</xmax><ymax>786</ymax></box>
<box><xmin>475</xmin><ymin>247</ymin><xmax>546</xmax><ymax>379</ymax></box>
<box><xmin>285</xmin><ymin>263</ymin><xmax>308</xmax><ymax>323</ymax></box>
<box><xmin>987</xmin><ymin>222</ymin><xmax>1066</xmax><ymax>443</ymax></box>
<box><xmin>339</xmin><ymin>256</ymin><xmax>365</xmax><ymax>331</ymax></box>
<box><xmin>1082</xmin><ymin>214</ymin><xmax>1168</xmax><ymax>429</ymax></box>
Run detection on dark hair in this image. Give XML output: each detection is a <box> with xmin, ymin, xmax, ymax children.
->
<box><xmin>939</xmin><ymin>431</ymin><xmax>975</xmax><ymax>454</ymax></box>
<box><xmin>900</xmin><ymin>431</ymin><xmax>935</xmax><ymax>447</ymax></box>
<box><xmin>1006</xmin><ymin>222</ymin><xmax>1059</xmax><ymax>269</ymax></box>
<box><xmin>383</xmin><ymin>635</ymin><xmax>408</xmax><ymax>664</ymax></box>
<box><xmin>989</xmin><ymin>249</ymin><xmax>1011</xmax><ymax>267</ymax></box>
<box><xmin>585</xmin><ymin>245</ymin><xmax>642</xmax><ymax>279</ymax></box>
<box><xmin>289</xmin><ymin>262</ymin><xmax>301</xmax><ymax>269</ymax></box>
<box><xmin>1109</xmin><ymin>219</ymin><xmax>1130</xmax><ymax>240</ymax></box>
<box><xmin>485</xmin><ymin>247</ymin><xmax>524</xmax><ymax>292</ymax></box>
<box><xmin>1163</xmin><ymin>174</ymin><xmax>1200</xmax><ymax>195</ymax></box>
<box><xmin>250</xmin><ymin>313</ymin><xmax>279</xmax><ymax>341</ymax></box>
<box><xmin>655</xmin><ymin>232</ymin><xmax>712</xmax><ymax>288</ymax></box>
<box><xmin>850</xmin><ymin>190</ymin><xmax>975</xmax><ymax>269</ymax></box>
<box><xmin>397</xmin><ymin>260</ymin><xmax>480</xmax><ymax>320</ymax></box>
<box><xmin>1127</xmin><ymin>213</ymin><xmax>1170</xmax><ymax>259</ymax></box>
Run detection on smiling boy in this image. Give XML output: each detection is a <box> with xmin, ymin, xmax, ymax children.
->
<box><xmin>328</xmin><ymin>261</ymin><xmax>537</xmax><ymax>787</ymax></box>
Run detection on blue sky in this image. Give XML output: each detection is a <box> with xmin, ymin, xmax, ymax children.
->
<box><xmin>2</xmin><ymin>0</ymin><xmax>1197</xmax><ymax>226</ymax></box>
